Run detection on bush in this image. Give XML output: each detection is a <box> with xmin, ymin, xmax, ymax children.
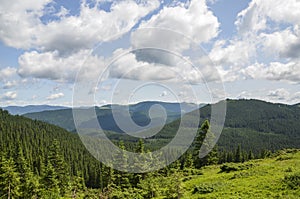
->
<box><xmin>219</xmin><ymin>163</ymin><xmax>254</xmax><ymax>173</ymax></box>
<box><xmin>283</xmin><ymin>173</ymin><xmax>300</xmax><ymax>190</ymax></box>
<box><xmin>193</xmin><ymin>184</ymin><xmax>215</xmax><ymax>194</ymax></box>
<box><xmin>276</xmin><ymin>155</ymin><xmax>292</xmax><ymax>161</ymax></box>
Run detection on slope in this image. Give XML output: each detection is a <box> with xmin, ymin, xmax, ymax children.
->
<box><xmin>181</xmin><ymin>149</ymin><xmax>300</xmax><ymax>198</ymax></box>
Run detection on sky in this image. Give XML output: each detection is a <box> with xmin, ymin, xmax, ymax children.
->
<box><xmin>0</xmin><ymin>0</ymin><xmax>300</xmax><ymax>107</ymax></box>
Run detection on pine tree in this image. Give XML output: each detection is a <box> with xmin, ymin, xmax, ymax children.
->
<box><xmin>15</xmin><ymin>145</ymin><xmax>40</xmax><ymax>198</ymax></box>
<box><xmin>70</xmin><ymin>172</ymin><xmax>86</xmax><ymax>199</ymax></box>
<box><xmin>113</xmin><ymin>141</ymin><xmax>131</xmax><ymax>190</ymax></box>
<box><xmin>248</xmin><ymin>150</ymin><xmax>255</xmax><ymax>160</ymax></box>
<box><xmin>193</xmin><ymin>120</ymin><xmax>219</xmax><ymax>168</ymax></box>
<box><xmin>183</xmin><ymin>153</ymin><xmax>194</xmax><ymax>169</ymax></box>
<box><xmin>47</xmin><ymin>139</ymin><xmax>70</xmax><ymax>195</ymax></box>
<box><xmin>235</xmin><ymin>145</ymin><xmax>242</xmax><ymax>163</ymax></box>
<box><xmin>41</xmin><ymin>160</ymin><xmax>60</xmax><ymax>198</ymax></box>
<box><xmin>0</xmin><ymin>156</ymin><xmax>21</xmax><ymax>199</ymax></box>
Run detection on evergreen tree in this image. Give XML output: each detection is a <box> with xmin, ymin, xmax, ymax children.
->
<box><xmin>183</xmin><ymin>153</ymin><xmax>194</xmax><ymax>169</ymax></box>
<box><xmin>47</xmin><ymin>139</ymin><xmax>70</xmax><ymax>195</ymax></box>
<box><xmin>0</xmin><ymin>156</ymin><xmax>21</xmax><ymax>199</ymax></box>
<box><xmin>15</xmin><ymin>146</ymin><xmax>40</xmax><ymax>198</ymax></box>
<box><xmin>235</xmin><ymin>145</ymin><xmax>242</xmax><ymax>163</ymax></box>
<box><xmin>113</xmin><ymin>141</ymin><xmax>131</xmax><ymax>190</ymax></box>
<box><xmin>42</xmin><ymin>160</ymin><xmax>60</xmax><ymax>195</ymax></box>
<box><xmin>248</xmin><ymin>150</ymin><xmax>255</xmax><ymax>160</ymax></box>
<box><xmin>193</xmin><ymin>120</ymin><xmax>219</xmax><ymax>168</ymax></box>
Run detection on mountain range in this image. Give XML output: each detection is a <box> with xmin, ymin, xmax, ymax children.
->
<box><xmin>2</xmin><ymin>105</ymin><xmax>67</xmax><ymax>115</ymax></box>
<box><xmin>21</xmin><ymin>99</ymin><xmax>300</xmax><ymax>154</ymax></box>
<box><xmin>23</xmin><ymin>101</ymin><xmax>201</xmax><ymax>133</ymax></box>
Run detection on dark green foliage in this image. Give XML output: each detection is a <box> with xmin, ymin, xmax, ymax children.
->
<box><xmin>193</xmin><ymin>120</ymin><xmax>219</xmax><ymax>168</ymax></box>
<box><xmin>219</xmin><ymin>163</ymin><xmax>254</xmax><ymax>173</ymax></box>
<box><xmin>0</xmin><ymin>156</ymin><xmax>21</xmax><ymax>198</ymax></box>
<box><xmin>0</xmin><ymin>108</ymin><xmax>103</xmax><ymax>189</ymax></box>
<box><xmin>235</xmin><ymin>145</ymin><xmax>242</xmax><ymax>163</ymax></box>
<box><xmin>193</xmin><ymin>183</ymin><xmax>216</xmax><ymax>194</ymax></box>
<box><xmin>283</xmin><ymin>172</ymin><xmax>300</xmax><ymax>190</ymax></box>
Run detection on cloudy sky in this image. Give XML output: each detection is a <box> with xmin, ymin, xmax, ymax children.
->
<box><xmin>0</xmin><ymin>0</ymin><xmax>300</xmax><ymax>106</ymax></box>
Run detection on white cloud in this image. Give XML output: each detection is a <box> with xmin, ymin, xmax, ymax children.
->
<box><xmin>131</xmin><ymin>0</ymin><xmax>219</xmax><ymax>65</ymax></box>
<box><xmin>17</xmin><ymin>49</ymin><xmax>106</xmax><ymax>82</ymax></box>
<box><xmin>3</xmin><ymin>81</ymin><xmax>18</xmax><ymax>89</ymax></box>
<box><xmin>235</xmin><ymin>0</ymin><xmax>300</xmax><ymax>34</ymax></box>
<box><xmin>0</xmin><ymin>0</ymin><xmax>159</xmax><ymax>53</ymax></box>
<box><xmin>46</xmin><ymin>92</ymin><xmax>64</xmax><ymax>100</ymax></box>
<box><xmin>108</xmin><ymin>49</ymin><xmax>218</xmax><ymax>84</ymax></box>
<box><xmin>267</xmin><ymin>88</ymin><xmax>290</xmax><ymax>101</ymax></box>
<box><xmin>235</xmin><ymin>88</ymin><xmax>300</xmax><ymax>104</ymax></box>
<box><xmin>260</xmin><ymin>27</ymin><xmax>299</xmax><ymax>58</ymax></box>
<box><xmin>242</xmin><ymin>62</ymin><xmax>300</xmax><ymax>83</ymax></box>
<box><xmin>36</xmin><ymin>0</ymin><xmax>160</xmax><ymax>54</ymax></box>
<box><xmin>210</xmin><ymin>39</ymin><xmax>255</xmax><ymax>67</ymax></box>
<box><xmin>0</xmin><ymin>67</ymin><xmax>17</xmax><ymax>80</ymax></box>
<box><xmin>2</xmin><ymin>91</ymin><xmax>17</xmax><ymax>100</ymax></box>
<box><xmin>208</xmin><ymin>0</ymin><xmax>300</xmax><ymax>84</ymax></box>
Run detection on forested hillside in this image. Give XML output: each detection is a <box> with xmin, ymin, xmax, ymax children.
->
<box><xmin>0</xmin><ymin>102</ymin><xmax>300</xmax><ymax>198</ymax></box>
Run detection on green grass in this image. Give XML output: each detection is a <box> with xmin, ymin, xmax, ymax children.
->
<box><xmin>181</xmin><ymin>149</ymin><xmax>300</xmax><ymax>199</ymax></box>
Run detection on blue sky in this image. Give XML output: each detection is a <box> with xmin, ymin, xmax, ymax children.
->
<box><xmin>0</xmin><ymin>0</ymin><xmax>300</xmax><ymax>106</ymax></box>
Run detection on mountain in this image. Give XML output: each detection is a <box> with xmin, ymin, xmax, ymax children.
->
<box><xmin>149</xmin><ymin>99</ymin><xmax>300</xmax><ymax>154</ymax></box>
<box><xmin>23</xmin><ymin>99</ymin><xmax>300</xmax><ymax>154</ymax></box>
<box><xmin>2</xmin><ymin>105</ymin><xmax>67</xmax><ymax>115</ymax></box>
<box><xmin>24</xmin><ymin>101</ymin><xmax>201</xmax><ymax>132</ymax></box>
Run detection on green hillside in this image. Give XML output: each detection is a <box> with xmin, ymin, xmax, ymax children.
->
<box><xmin>181</xmin><ymin>149</ymin><xmax>300</xmax><ymax>199</ymax></box>
<box><xmin>148</xmin><ymin>99</ymin><xmax>300</xmax><ymax>154</ymax></box>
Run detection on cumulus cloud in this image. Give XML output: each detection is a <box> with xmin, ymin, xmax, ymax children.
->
<box><xmin>46</xmin><ymin>92</ymin><xmax>64</xmax><ymax>100</ymax></box>
<box><xmin>108</xmin><ymin>48</ymin><xmax>219</xmax><ymax>84</ymax></box>
<box><xmin>235</xmin><ymin>0</ymin><xmax>300</xmax><ymax>34</ymax></box>
<box><xmin>3</xmin><ymin>81</ymin><xmax>18</xmax><ymax>89</ymax></box>
<box><xmin>18</xmin><ymin>49</ymin><xmax>106</xmax><ymax>82</ymax></box>
<box><xmin>236</xmin><ymin>88</ymin><xmax>300</xmax><ymax>104</ymax></box>
<box><xmin>36</xmin><ymin>0</ymin><xmax>160</xmax><ymax>55</ymax></box>
<box><xmin>267</xmin><ymin>88</ymin><xmax>290</xmax><ymax>100</ymax></box>
<box><xmin>0</xmin><ymin>67</ymin><xmax>17</xmax><ymax>80</ymax></box>
<box><xmin>2</xmin><ymin>91</ymin><xmax>17</xmax><ymax>100</ymax></box>
<box><xmin>131</xmin><ymin>0</ymin><xmax>219</xmax><ymax>65</ymax></box>
<box><xmin>210</xmin><ymin>39</ymin><xmax>256</xmax><ymax>67</ymax></box>
<box><xmin>242</xmin><ymin>62</ymin><xmax>300</xmax><ymax>83</ymax></box>
<box><xmin>260</xmin><ymin>27</ymin><xmax>299</xmax><ymax>58</ymax></box>
<box><xmin>207</xmin><ymin>0</ymin><xmax>300</xmax><ymax>84</ymax></box>
<box><xmin>0</xmin><ymin>0</ymin><xmax>159</xmax><ymax>53</ymax></box>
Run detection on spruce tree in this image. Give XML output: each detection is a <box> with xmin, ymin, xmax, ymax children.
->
<box><xmin>15</xmin><ymin>145</ymin><xmax>40</xmax><ymax>198</ymax></box>
<box><xmin>193</xmin><ymin>120</ymin><xmax>219</xmax><ymax>168</ymax></box>
<box><xmin>113</xmin><ymin>141</ymin><xmax>131</xmax><ymax>190</ymax></box>
<box><xmin>235</xmin><ymin>145</ymin><xmax>242</xmax><ymax>163</ymax></box>
<box><xmin>47</xmin><ymin>139</ymin><xmax>70</xmax><ymax>195</ymax></box>
<box><xmin>0</xmin><ymin>156</ymin><xmax>21</xmax><ymax>199</ymax></box>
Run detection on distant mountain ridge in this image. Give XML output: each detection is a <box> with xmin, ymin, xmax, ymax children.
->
<box><xmin>24</xmin><ymin>101</ymin><xmax>201</xmax><ymax>132</ymax></box>
<box><xmin>2</xmin><ymin>105</ymin><xmax>68</xmax><ymax>115</ymax></box>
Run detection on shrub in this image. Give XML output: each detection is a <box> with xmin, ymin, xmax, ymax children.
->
<box><xmin>193</xmin><ymin>184</ymin><xmax>215</xmax><ymax>194</ymax></box>
<box><xmin>219</xmin><ymin>163</ymin><xmax>254</xmax><ymax>173</ymax></box>
<box><xmin>283</xmin><ymin>173</ymin><xmax>300</xmax><ymax>190</ymax></box>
